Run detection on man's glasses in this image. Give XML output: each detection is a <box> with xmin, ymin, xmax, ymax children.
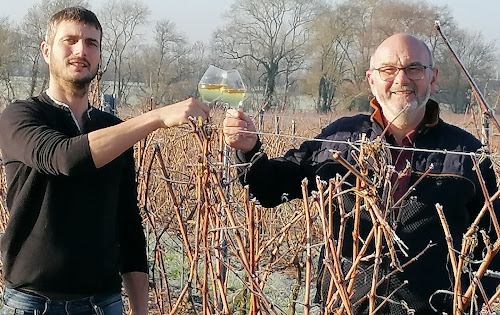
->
<box><xmin>374</xmin><ymin>65</ymin><xmax>432</xmax><ymax>81</ymax></box>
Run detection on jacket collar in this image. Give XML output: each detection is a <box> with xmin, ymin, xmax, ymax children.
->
<box><xmin>369</xmin><ymin>97</ymin><xmax>440</xmax><ymax>130</ymax></box>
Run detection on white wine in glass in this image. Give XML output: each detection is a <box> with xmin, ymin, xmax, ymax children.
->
<box><xmin>198</xmin><ymin>65</ymin><xmax>226</xmax><ymax>104</ymax></box>
<box><xmin>221</xmin><ymin>69</ymin><xmax>246</xmax><ymax>108</ymax></box>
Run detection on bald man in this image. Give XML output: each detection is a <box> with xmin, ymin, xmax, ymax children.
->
<box><xmin>223</xmin><ymin>34</ymin><xmax>499</xmax><ymax>314</ymax></box>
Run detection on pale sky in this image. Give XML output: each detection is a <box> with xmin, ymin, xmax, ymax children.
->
<box><xmin>1</xmin><ymin>0</ymin><xmax>499</xmax><ymax>45</ymax></box>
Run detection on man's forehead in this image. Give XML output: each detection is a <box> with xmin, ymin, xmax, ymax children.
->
<box><xmin>54</xmin><ymin>20</ymin><xmax>100</xmax><ymax>38</ymax></box>
<box><xmin>372</xmin><ymin>41</ymin><xmax>429</xmax><ymax>67</ymax></box>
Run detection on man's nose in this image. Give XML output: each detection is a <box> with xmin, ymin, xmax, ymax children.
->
<box><xmin>73</xmin><ymin>39</ymin><xmax>87</xmax><ymax>56</ymax></box>
<box><xmin>393</xmin><ymin>68</ymin><xmax>410</xmax><ymax>84</ymax></box>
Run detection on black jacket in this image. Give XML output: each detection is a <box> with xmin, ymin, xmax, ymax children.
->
<box><xmin>0</xmin><ymin>92</ymin><xmax>147</xmax><ymax>298</ymax></box>
<box><xmin>235</xmin><ymin>99</ymin><xmax>499</xmax><ymax>314</ymax></box>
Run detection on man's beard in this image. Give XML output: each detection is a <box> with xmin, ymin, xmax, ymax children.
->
<box><xmin>376</xmin><ymin>85</ymin><xmax>431</xmax><ymax>127</ymax></box>
<box><xmin>49</xmin><ymin>57</ymin><xmax>98</xmax><ymax>96</ymax></box>
<box><xmin>69</xmin><ymin>71</ymin><xmax>97</xmax><ymax>90</ymax></box>
<box><xmin>406</xmin><ymin>85</ymin><xmax>431</xmax><ymax>112</ymax></box>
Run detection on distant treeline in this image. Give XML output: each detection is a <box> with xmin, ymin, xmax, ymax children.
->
<box><xmin>0</xmin><ymin>0</ymin><xmax>498</xmax><ymax>113</ymax></box>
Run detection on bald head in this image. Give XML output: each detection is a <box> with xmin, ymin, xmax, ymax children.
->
<box><xmin>366</xmin><ymin>33</ymin><xmax>438</xmax><ymax>139</ymax></box>
<box><xmin>370</xmin><ymin>34</ymin><xmax>434</xmax><ymax>70</ymax></box>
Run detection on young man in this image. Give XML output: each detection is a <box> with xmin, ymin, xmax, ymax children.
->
<box><xmin>0</xmin><ymin>7</ymin><xmax>208</xmax><ymax>315</ymax></box>
<box><xmin>223</xmin><ymin>33</ymin><xmax>499</xmax><ymax>314</ymax></box>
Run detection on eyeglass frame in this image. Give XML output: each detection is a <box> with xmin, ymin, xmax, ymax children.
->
<box><xmin>372</xmin><ymin>64</ymin><xmax>433</xmax><ymax>82</ymax></box>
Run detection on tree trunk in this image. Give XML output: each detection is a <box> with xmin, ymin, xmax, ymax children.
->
<box><xmin>264</xmin><ymin>63</ymin><xmax>279</xmax><ymax>109</ymax></box>
<box><xmin>29</xmin><ymin>54</ymin><xmax>40</xmax><ymax>97</ymax></box>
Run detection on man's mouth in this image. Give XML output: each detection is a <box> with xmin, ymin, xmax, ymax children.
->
<box><xmin>68</xmin><ymin>60</ymin><xmax>90</xmax><ymax>68</ymax></box>
<box><xmin>391</xmin><ymin>90</ymin><xmax>414</xmax><ymax>96</ymax></box>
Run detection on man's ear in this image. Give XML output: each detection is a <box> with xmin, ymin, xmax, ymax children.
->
<box><xmin>40</xmin><ymin>41</ymin><xmax>50</xmax><ymax>64</ymax></box>
<box><xmin>430</xmin><ymin>68</ymin><xmax>438</xmax><ymax>94</ymax></box>
<box><xmin>366</xmin><ymin>70</ymin><xmax>375</xmax><ymax>89</ymax></box>
<box><xmin>366</xmin><ymin>70</ymin><xmax>373</xmax><ymax>83</ymax></box>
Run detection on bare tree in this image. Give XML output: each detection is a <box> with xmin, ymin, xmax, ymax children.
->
<box><xmin>0</xmin><ymin>18</ymin><xmax>21</xmax><ymax>103</ymax></box>
<box><xmin>214</xmin><ymin>0</ymin><xmax>320</xmax><ymax>110</ymax></box>
<box><xmin>339</xmin><ymin>0</ymin><xmax>446</xmax><ymax>96</ymax></box>
<box><xmin>19</xmin><ymin>0</ymin><xmax>89</xmax><ymax>97</ymax></box>
<box><xmin>303</xmin><ymin>0</ymin><xmax>497</xmax><ymax>114</ymax></box>
<box><xmin>134</xmin><ymin>20</ymin><xmax>196</xmax><ymax>105</ymax></box>
<box><xmin>434</xmin><ymin>28</ymin><xmax>498</xmax><ymax>113</ymax></box>
<box><xmin>305</xmin><ymin>3</ymin><xmax>354</xmax><ymax>112</ymax></box>
<box><xmin>99</xmin><ymin>0</ymin><xmax>150</xmax><ymax>105</ymax></box>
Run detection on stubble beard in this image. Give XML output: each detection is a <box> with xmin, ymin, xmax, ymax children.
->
<box><xmin>376</xmin><ymin>85</ymin><xmax>431</xmax><ymax>127</ymax></box>
<box><xmin>49</xmin><ymin>58</ymin><xmax>98</xmax><ymax>98</ymax></box>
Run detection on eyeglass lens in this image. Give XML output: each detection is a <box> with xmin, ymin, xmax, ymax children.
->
<box><xmin>378</xmin><ymin>66</ymin><xmax>427</xmax><ymax>81</ymax></box>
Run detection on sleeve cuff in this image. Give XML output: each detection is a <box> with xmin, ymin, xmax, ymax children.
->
<box><xmin>235</xmin><ymin>138</ymin><xmax>262</xmax><ymax>164</ymax></box>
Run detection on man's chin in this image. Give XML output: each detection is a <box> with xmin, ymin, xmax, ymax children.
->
<box><xmin>70</xmin><ymin>74</ymin><xmax>97</xmax><ymax>87</ymax></box>
<box><xmin>391</xmin><ymin>98</ymin><xmax>424</xmax><ymax>111</ymax></box>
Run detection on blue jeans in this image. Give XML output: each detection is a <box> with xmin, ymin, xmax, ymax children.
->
<box><xmin>0</xmin><ymin>288</ymin><xmax>123</xmax><ymax>315</ymax></box>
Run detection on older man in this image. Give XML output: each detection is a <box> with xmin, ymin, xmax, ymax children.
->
<box><xmin>0</xmin><ymin>6</ymin><xmax>208</xmax><ymax>315</ymax></box>
<box><xmin>223</xmin><ymin>33</ymin><xmax>499</xmax><ymax>314</ymax></box>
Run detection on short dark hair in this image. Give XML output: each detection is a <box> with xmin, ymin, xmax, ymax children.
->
<box><xmin>45</xmin><ymin>6</ymin><xmax>102</xmax><ymax>44</ymax></box>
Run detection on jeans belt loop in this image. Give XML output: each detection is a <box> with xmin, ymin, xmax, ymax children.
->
<box><xmin>89</xmin><ymin>295</ymin><xmax>104</xmax><ymax>315</ymax></box>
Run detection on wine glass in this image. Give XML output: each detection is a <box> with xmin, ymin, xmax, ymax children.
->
<box><xmin>220</xmin><ymin>69</ymin><xmax>246</xmax><ymax>108</ymax></box>
<box><xmin>198</xmin><ymin>65</ymin><xmax>226</xmax><ymax>104</ymax></box>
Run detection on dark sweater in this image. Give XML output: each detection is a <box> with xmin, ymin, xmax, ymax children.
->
<box><xmin>0</xmin><ymin>92</ymin><xmax>147</xmax><ymax>299</ymax></box>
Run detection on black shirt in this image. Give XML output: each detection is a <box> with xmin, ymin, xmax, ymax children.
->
<box><xmin>0</xmin><ymin>92</ymin><xmax>147</xmax><ymax>298</ymax></box>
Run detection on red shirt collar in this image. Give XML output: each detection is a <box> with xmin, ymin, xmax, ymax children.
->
<box><xmin>369</xmin><ymin>97</ymin><xmax>439</xmax><ymax>145</ymax></box>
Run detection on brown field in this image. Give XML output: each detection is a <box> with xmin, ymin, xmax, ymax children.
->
<box><xmin>0</xmin><ymin>106</ymin><xmax>499</xmax><ymax>314</ymax></box>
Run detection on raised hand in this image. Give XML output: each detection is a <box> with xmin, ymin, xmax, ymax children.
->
<box><xmin>223</xmin><ymin>108</ymin><xmax>258</xmax><ymax>152</ymax></box>
<box><xmin>159</xmin><ymin>97</ymin><xmax>210</xmax><ymax>128</ymax></box>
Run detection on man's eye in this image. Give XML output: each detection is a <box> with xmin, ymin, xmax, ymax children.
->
<box><xmin>408</xmin><ymin>66</ymin><xmax>424</xmax><ymax>71</ymax></box>
<box><xmin>380</xmin><ymin>67</ymin><xmax>397</xmax><ymax>74</ymax></box>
